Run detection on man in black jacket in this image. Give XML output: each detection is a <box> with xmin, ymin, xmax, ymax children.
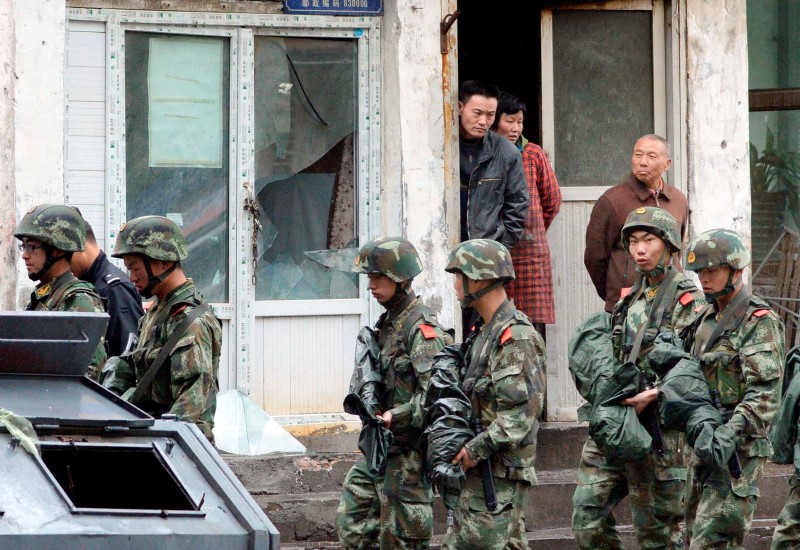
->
<box><xmin>71</xmin><ymin>221</ymin><xmax>144</xmax><ymax>357</ymax></box>
<box><xmin>458</xmin><ymin>80</ymin><xmax>528</xmax><ymax>249</ymax></box>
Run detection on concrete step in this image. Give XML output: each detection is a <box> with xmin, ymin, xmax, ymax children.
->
<box><xmin>222</xmin><ymin>421</ymin><xmax>794</xmax><ymax>545</ymax></box>
<box><xmin>279</xmin><ymin>520</ymin><xmax>780</xmax><ymax>549</ymax></box>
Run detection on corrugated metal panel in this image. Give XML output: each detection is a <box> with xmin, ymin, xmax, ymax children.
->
<box><xmin>255</xmin><ymin>315</ymin><xmax>361</xmax><ymax>415</ymax></box>
<box><xmin>546</xmin><ymin>201</ymin><xmax>605</xmax><ymax>421</ymax></box>
<box><xmin>65</xmin><ymin>22</ymin><xmax>106</xmax><ymax>249</ymax></box>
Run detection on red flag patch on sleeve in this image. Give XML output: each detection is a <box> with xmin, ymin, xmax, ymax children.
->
<box><xmin>753</xmin><ymin>309</ymin><xmax>770</xmax><ymax>318</ymax></box>
<box><xmin>620</xmin><ymin>287</ymin><xmax>632</xmax><ymax>299</ymax></box>
<box><xmin>500</xmin><ymin>327</ymin><xmax>513</xmax><ymax>345</ymax></box>
<box><xmin>419</xmin><ymin>324</ymin><xmax>438</xmax><ymax>339</ymax></box>
<box><xmin>679</xmin><ymin>292</ymin><xmax>694</xmax><ymax>306</ymax></box>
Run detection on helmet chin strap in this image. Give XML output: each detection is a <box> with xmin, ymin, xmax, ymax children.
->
<box><xmin>383</xmin><ymin>279</ymin><xmax>412</xmax><ymax>310</ymax></box>
<box><xmin>139</xmin><ymin>257</ymin><xmax>179</xmax><ymax>298</ymax></box>
<box><xmin>704</xmin><ymin>268</ymin><xmax>739</xmax><ymax>304</ymax></box>
<box><xmin>461</xmin><ymin>278</ymin><xmax>504</xmax><ymax>309</ymax></box>
<box><xmin>635</xmin><ymin>248</ymin><xmax>672</xmax><ymax>279</ymax></box>
<box><xmin>28</xmin><ymin>245</ymin><xmax>59</xmax><ymax>281</ymax></box>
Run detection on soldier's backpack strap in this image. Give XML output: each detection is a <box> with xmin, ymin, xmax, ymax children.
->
<box><xmin>693</xmin><ymin>286</ymin><xmax>752</xmax><ymax>358</ymax></box>
<box><xmin>625</xmin><ymin>266</ymin><xmax>678</xmax><ymax>363</ymax></box>
<box><xmin>128</xmin><ymin>300</ymin><xmax>210</xmax><ymax>406</ymax></box>
<box><xmin>46</xmin><ymin>274</ymin><xmax>101</xmax><ymax>310</ymax></box>
<box><xmin>399</xmin><ymin>303</ymin><xmax>441</xmax><ymax>351</ymax></box>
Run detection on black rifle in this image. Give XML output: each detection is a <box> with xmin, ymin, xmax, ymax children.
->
<box><xmin>710</xmin><ymin>389</ymin><xmax>742</xmax><ymax>479</ymax></box>
<box><xmin>639</xmin><ymin>373</ymin><xmax>665</xmax><ymax>455</ymax></box>
<box><xmin>471</xmin><ymin>419</ymin><xmax>497</xmax><ymax>511</ymax></box>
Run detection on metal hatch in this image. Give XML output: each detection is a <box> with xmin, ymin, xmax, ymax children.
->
<box><xmin>0</xmin><ymin>311</ymin><xmax>154</xmax><ymax>429</ymax></box>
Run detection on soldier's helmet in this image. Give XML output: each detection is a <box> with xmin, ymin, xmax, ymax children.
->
<box><xmin>685</xmin><ymin>229</ymin><xmax>751</xmax><ymax>271</ymax></box>
<box><xmin>112</xmin><ymin>215</ymin><xmax>188</xmax><ymax>261</ymax></box>
<box><xmin>353</xmin><ymin>237</ymin><xmax>422</xmax><ymax>283</ymax></box>
<box><xmin>621</xmin><ymin>206</ymin><xmax>682</xmax><ymax>252</ymax></box>
<box><xmin>445</xmin><ymin>239</ymin><xmax>515</xmax><ymax>281</ymax></box>
<box><xmin>14</xmin><ymin>203</ymin><xmax>86</xmax><ymax>252</ymax></box>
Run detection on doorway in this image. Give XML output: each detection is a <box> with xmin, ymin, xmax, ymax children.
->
<box><xmin>457</xmin><ymin>1</ymin><xmax>542</xmax><ymax>142</ymax></box>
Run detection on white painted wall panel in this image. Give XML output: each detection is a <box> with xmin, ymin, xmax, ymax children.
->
<box><xmin>255</xmin><ymin>315</ymin><xmax>361</xmax><ymax>415</ymax></box>
<box><xmin>546</xmin><ymin>201</ymin><xmax>605</xmax><ymax>421</ymax></box>
<box><xmin>65</xmin><ymin>21</ymin><xmax>106</xmax><ymax>249</ymax></box>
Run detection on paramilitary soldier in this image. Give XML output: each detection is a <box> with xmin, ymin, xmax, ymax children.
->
<box><xmin>442</xmin><ymin>239</ymin><xmax>546</xmax><ymax>550</ymax></box>
<box><xmin>572</xmin><ymin>207</ymin><xmax>704</xmax><ymax>549</ymax></box>
<box><xmin>14</xmin><ymin>203</ymin><xmax>108</xmax><ymax>378</ymax></box>
<box><xmin>682</xmin><ymin>229</ymin><xmax>784</xmax><ymax>548</ymax></box>
<box><xmin>100</xmin><ymin>216</ymin><xmax>222</xmax><ymax>442</ymax></box>
<box><xmin>335</xmin><ymin>237</ymin><xmax>452</xmax><ymax>549</ymax></box>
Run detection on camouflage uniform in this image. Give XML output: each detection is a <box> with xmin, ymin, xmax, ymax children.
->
<box><xmin>100</xmin><ymin>216</ymin><xmax>221</xmax><ymax>441</ymax></box>
<box><xmin>336</xmin><ymin>238</ymin><xmax>451</xmax><ymax>550</ymax></box>
<box><xmin>572</xmin><ymin>207</ymin><xmax>704</xmax><ymax>549</ymax></box>
<box><xmin>15</xmin><ymin>204</ymin><xmax>107</xmax><ymax>378</ymax></box>
<box><xmin>442</xmin><ymin>239</ymin><xmax>546</xmax><ymax>550</ymax></box>
<box><xmin>682</xmin><ymin>229</ymin><xmax>784</xmax><ymax>549</ymax></box>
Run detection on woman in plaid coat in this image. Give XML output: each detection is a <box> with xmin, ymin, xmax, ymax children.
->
<box><xmin>491</xmin><ymin>92</ymin><xmax>562</xmax><ymax>335</ymax></box>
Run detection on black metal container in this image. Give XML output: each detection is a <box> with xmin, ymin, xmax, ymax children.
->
<box><xmin>0</xmin><ymin>311</ymin><xmax>280</xmax><ymax>549</ymax></box>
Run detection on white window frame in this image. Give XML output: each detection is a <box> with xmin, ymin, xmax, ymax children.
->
<box><xmin>66</xmin><ymin>8</ymin><xmax>382</xmax><ymax>392</ymax></box>
<box><xmin>541</xmin><ymin>0</ymin><xmax>666</xmax><ymax>201</ymax></box>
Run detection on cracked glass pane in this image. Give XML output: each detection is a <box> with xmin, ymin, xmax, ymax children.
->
<box><xmin>253</xmin><ymin>36</ymin><xmax>358</xmax><ymax>300</ymax></box>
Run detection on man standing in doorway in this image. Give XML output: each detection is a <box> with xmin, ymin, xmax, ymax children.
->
<box><xmin>71</xmin><ymin>220</ymin><xmax>144</xmax><ymax>357</ymax></box>
<box><xmin>584</xmin><ymin>134</ymin><xmax>688</xmax><ymax>312</ymax></box>
<box><xmin>458</xmin><ymin>80</ymin><xmax>528</xmax><ymax>334</ymax></box>
<box><xmin>458</xmin><ymin>80</ymin><xmax>528</xmax><ymax>249</ymax></box>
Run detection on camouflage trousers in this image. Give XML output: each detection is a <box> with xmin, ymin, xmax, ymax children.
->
<box><xmin>571</xmin><ymin>433</ymin><xmax>686</xmax><ymax>549</ymax></box>
<box><xmin>772</xmin><ymin>475</ymin><xmax>800</xmax><ymax>550</ymax></box>
<box><xmin>441</xmin><ymin>469</ymin><xmax>530</xmax><ymax>550</ymax></box>
<box><xmin>685</xmin><ymin>451</ymin><xmax>765</xmax><ymax>549</ymax></box>
<box><xmin>335</xmin><ymin>449</ymin><xmax>433</xmax><ymax>550</ymax></box>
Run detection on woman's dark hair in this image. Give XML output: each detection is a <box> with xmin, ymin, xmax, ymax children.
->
<box><xmin>491</xmin><ymin>92</ymin><xmax>527</xmax><ymax>129</ymax></box>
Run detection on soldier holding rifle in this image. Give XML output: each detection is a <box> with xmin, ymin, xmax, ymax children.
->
<box><xmin>442</xmin><ymin>239</ymin><xmax>545</xmax><ymax>549</ymax></box>
<box><xmin>682</xmin><ymin>229</ymin><xmax>784</xmax><ymax>548</ymax></box>
<box><xmin>572</xmin><ymin>207</ymin><xmax>704</xmax><ymax>549</ymax></box>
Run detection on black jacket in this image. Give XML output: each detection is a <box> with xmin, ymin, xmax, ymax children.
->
<box><xmin>462</xmin><ymin>131</ymin><xmax>529</xmax><ymax>248</ymax></box>
<box><xmin>80</xmin><ymin>251</ymin><xmax>144</xmax><ymax>357</ymax></box>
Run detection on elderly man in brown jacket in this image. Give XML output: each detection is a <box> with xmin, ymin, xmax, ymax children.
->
<box><xmin>584</xmin><ymin>134</ymin><xmax>688</xmax><ymax>312</ymax></box>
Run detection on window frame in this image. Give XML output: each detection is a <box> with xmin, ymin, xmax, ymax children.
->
<box><xmin>540</xmin><ymin>0</ymin><xmax>666</xmax><ymax>201</ymax></box>
<box><xmin>66</xmin><ymin>8</ymin><xmax>382</xmax><ymax>394</ymax></box>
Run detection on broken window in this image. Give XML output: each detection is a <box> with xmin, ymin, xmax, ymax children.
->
<box><xmin>253</xmin><ymin>37</ymin><xmax>359</xmax><ymax>300</ymax></box>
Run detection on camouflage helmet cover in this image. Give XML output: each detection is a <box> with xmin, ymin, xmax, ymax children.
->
<box><xmin>353</xmin><ymin>237</ymin><xmax>422</xmax><ymax>282</ymax></box>
<box><xmin>621</xmin><ymin>206</ymin><xmax>682</xmax><ymax>252</ymax></box>
<box><xmin>685</xmin><ymin>228</ymin><xmax>751</xmax><ymax>271</ymax></box>
<box><xmin>14</xmin><ymin>203</ymin><xmax>86</xmax><ymax>252</ymax></box>
<box><xmin>445</xmin><ymin>239</ymin><xmax>515</xmax><ymax>281</ymax></box>
<box><xmin>112</xmin><ymin>215</ymin><xmax>188</xmax><ymax>261</ymax></box>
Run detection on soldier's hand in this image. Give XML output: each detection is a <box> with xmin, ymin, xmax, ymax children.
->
<box><xmin>452</xmin><ymin>447</ymin><xmax>477</xmax><ymax>471</ymax></box>
<box><xmin>378</xmin><ymin>411</ymin><xmax>392</xmax><ymax>428</ymax></box>
<box><xmin>621</xmin><ymin>388</ymin><xmax>658</xmax><ymax>414</ymax></box>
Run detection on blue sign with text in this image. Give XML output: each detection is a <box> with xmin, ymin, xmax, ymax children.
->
<box><xmin>284</xmin><ymin>0</ymin><xmax>383</xmax><ymax>16</ymax></box>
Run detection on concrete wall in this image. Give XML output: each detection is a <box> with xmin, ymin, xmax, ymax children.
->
<box><xmin>685</xmin><ymin>0</ymin><xmax>751</xmax><ymax>241</ymax></box>
<box><xmin>1</xmin><ymin>0</ymin><xmax>67</xmax><ymax>309</ymax></box>
<box><xmin>0</xmin><ymin>0</ymin><xmax>16</xmax><ymax>310</ymax></box>
<box><xmin>381</xmin><ymin>0</ymin><xmax>457</xmax><ymax>329</ymax></box>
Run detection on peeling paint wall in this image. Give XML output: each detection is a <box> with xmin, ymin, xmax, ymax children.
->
<box><xmin>4</xmin><ymin>1</ymin><xmax>68</xmax><ymax>308</ymax></box>
<box><xmin>381</xmin><ymin>0</ymin><xmax>456</xmax><ymax>328</ymax></box>
<box><xmin>685</xmin><ymin>0</ymin><xmax>750</xmax><ymax>242</ymax></box>
<box><xmin>0</xmin><ymin>0</ymin><xmax>17</xmax><ymax>310</ymax></box>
